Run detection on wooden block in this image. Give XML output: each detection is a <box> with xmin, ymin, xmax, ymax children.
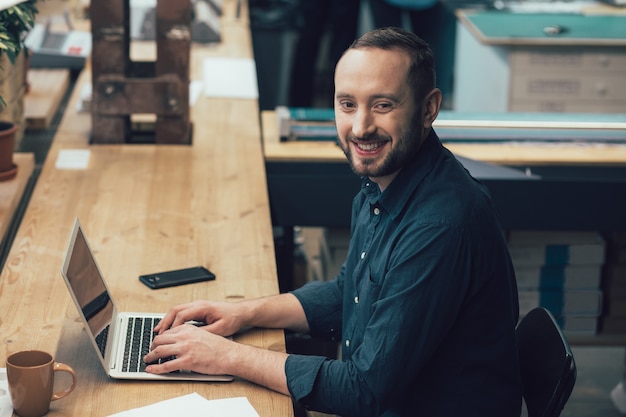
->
<box><xmin>0</xmin><ymin>153</ymin><xmax>35</xmax><ymax>242</ymax></box>
<box><xmin>24</xmin><ymin>69</ymin><xmax>70</xmax><ymax>130</ymax></box>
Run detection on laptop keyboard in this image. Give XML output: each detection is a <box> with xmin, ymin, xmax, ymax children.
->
<box><xmin>122</xmin><ymin>317</ymin><xmax>174</xmax><ymax>373</ymax></box>
<box><xmin>95</xmin><ymin>325</ymin><xmax>109</xmax><ymax>359</ymax></box>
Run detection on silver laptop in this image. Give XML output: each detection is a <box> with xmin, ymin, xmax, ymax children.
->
<box><xmin>61</xmin><ymin>218</ymin><xmax>233</xmax><ymax>381</ymax></box>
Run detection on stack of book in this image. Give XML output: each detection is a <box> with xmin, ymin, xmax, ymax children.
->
<box><xmin>601</xmin><ymin>232</ymin><xmax>626</xmax><ymax>334</ymax></box>
<box><xmin>507</xmin><ymin>230</ymin><xmax>606</xmax><ymax>334</ymax></box>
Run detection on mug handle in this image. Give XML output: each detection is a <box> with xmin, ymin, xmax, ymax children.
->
<box><xmin>51</xmin><ymin>362</ymin><xmax>77</xmax><ymax>401</ymax></box>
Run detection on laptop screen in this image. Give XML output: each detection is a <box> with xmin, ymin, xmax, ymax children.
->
<box><xmin>63</xmin><ymin>223</ymin><xmax>113</xmax><ymax>359</ymax></box>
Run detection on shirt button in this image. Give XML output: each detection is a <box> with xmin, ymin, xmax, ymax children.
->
<box><xmin>361</xmin><ymin>252</ymin><xmax>366</xmax><ymax>259</ymax></box>
<box><xmin>345</xmin><ymin>340</ymin><xmax>350</xmax><ymax>348</ymax></box>
<box><xmin>354</xmin><ymin>296</ymin><xmax>359</xmax><ymax>304</ymax></box>
<box><xmin>374</xmin><ymin>207</ymin><xmax>380</xmax><ymax>215</ymax></box>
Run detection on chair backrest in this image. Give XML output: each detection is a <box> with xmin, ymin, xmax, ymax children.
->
<box><xmin>516</xmin><ymin>307</ymin><xmax>577</xmax><ymax>417</ymax></box>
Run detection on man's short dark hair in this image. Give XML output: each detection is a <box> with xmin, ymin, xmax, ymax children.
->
<box><xmin>347</xmin><ymin>27</ymin><xmax>436</xmax><ymax>105</ymax></box>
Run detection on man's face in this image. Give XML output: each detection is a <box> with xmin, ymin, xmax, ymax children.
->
<box><xmin>334</xmin><ymin>47</ymin><xmax>424</xmax><ymax>190</ymax></box>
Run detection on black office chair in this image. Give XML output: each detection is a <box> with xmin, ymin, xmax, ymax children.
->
<box><xmin>516</xmin><ymin>307</ymin><xmax>577</xmax><ymax>417</ymax></box>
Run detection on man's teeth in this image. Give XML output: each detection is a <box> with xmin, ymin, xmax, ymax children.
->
<box><xmin>357</xmin><ymin>142</ymin><xmax>383</xmax><ymax>151</ymax></box>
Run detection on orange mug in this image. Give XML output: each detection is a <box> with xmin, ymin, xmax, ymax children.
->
<box><xmin>6</xmin><ymin>350</ymin><xmax>77</xmax><ymax>417</ymax></box>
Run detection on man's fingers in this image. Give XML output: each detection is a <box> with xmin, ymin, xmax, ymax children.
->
<box><xmin>145</xmin><ymin>357</ymin><xmax>182</xmax><ymax>374</ymax></box>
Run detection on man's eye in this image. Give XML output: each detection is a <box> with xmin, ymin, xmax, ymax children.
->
<box><xmin>375</xmin><ymin>103</ymin><xmax>393</xmax><ymax>111</ymax></box>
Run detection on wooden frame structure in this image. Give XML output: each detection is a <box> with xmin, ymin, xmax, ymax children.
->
<box><xmin>91</xmin><ymin>0</ymin><xmax>191</xmax><ymax>144</ymax></box>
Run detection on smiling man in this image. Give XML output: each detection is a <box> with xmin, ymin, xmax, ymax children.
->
<box><xmin>334</xmin><ymin>33</ymin><xmax>438</xmax><ymax>191</ymax></box>
<box><xmin>144</xmin><ymin>27</ymin><xmax>522</xmax><ymax>417</ymax></box>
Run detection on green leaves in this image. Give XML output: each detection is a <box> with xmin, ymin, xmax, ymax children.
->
<box><xmin>0</xmin><ymin>26</ymin><xmax>19</xmax><ymax>63</ymax></box>
<box><xmin>0</xmin><ymin>0</ymin><xmax>38</xmax><ymax>64</ymax></box>
<box><xmin>0</xmin><ymin>0</ymin><xmax>38</xmax><ymax>109</ymax></box>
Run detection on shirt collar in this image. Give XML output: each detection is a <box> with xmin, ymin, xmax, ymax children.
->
<box><xmin>361</xmin><ymin>129</ymin><xmax>443</xmax><ymax>219</ymax></box>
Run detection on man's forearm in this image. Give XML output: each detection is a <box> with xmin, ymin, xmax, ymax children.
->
<box><xmin>242</xmin><ymin>292</ymin><xmax>310</xmax><ymax>333</ymax></box>
<box><xmin>226</xmin><ymin>343</ymin><xmax>291</xmax><ymax>396</ymax></box>
<box><xmin>220</xmin><ymin>293</ymin><xmax>306</xmax><ymax>396</ymax></box>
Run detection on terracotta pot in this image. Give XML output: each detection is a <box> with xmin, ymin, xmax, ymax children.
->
<box><xmin>0</xmin><ymin>121</ymin><xmax>18</xmax><ymax>181</ymax></box>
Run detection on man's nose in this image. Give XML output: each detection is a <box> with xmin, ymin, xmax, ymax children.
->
<box><xmin>351</xmin><ymin>110</ymin><xmax>376</xmax><ymax>139</ymax></box>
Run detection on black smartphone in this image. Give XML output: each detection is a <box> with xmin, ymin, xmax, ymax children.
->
<box><xmin>139</xmin><ymin>266</ymin><xmax>216</xmax><ymax>289</ymax></box>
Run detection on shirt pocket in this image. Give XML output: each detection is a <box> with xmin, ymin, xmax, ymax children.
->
<box><xmin>356</xmin><ymin>266</ymin><xmax>384</xmax><ymax>326</ymax></box>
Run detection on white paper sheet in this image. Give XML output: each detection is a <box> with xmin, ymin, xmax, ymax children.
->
<box><xmin>0</xmin><ymin>369</ymin><xmax>13</xmax><ymax>417</ymax></box>
<box><xmin>107</xmin><ymin>393</ymin><xmax>260</xmax><ymax>417</ymax></box>
<box><xmin>203</xmin><ymin>57</ymin><xmax>259</xmax><ymax>99</ymax></box>
<box><xmin>189</xmin><ymin>80</ymin><xmax>204</xmax><ymax>105</ymax></box>
<box><xmin>55</xmin><ymin>149</ymin><xmax>91</xmax><ymax>170</ymax></box>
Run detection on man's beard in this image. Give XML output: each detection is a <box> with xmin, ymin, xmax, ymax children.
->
<box><xmin>340</xmin><ymin>123</ymin><xmax>423</xmax><ymax>179</ymax></box>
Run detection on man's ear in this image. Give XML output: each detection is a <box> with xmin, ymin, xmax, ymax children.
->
<box><xmin>423</xmin><ymin>88</ymin><xmax>442</xmax><ymax>129</ymax></box>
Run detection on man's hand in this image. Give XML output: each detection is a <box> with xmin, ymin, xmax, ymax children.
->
<box><xmin>154</xmin><ymin>293</ymin><xmax>310</xmax><ymax>336</ymax></box>
<box><xmin>154</xmin><ymin>300</ymin><xmax>247</xmax><ymax>337</ymax></box>
<box><xmin>144</xmin><ymin>323</ymin><xmax>291</xmax><ymax>396</ymax></box>
<box><xmin>144</xmin><ymin>324</ymin><xmax>232</xmax><ymax>375</ymax></box>
<box><xmin>145</xmin><ymin>293</ymin><xmax>308</xmax><ymax>395</ymax></box>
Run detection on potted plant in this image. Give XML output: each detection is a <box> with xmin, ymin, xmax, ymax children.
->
<box><xmin>0</xmin><ymin>0</ymin><xmax>38</xmax><ymax>181</ymax></box>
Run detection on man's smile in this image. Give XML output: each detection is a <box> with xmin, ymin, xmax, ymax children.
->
<box><xmin>348</xmin><ymin>134</ymin><xmax>391</xmax><ymax>156</ymax></box>
<box><xmin>353</xmin><ymin>140</ymin><xmax>387</xmax><ymax>152</ymax></box>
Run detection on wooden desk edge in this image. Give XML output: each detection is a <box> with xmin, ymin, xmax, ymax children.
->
<box><xmin>262</xmin><ymin>110</ymin><xmax>626</xmax><ymax>167</ymax></box>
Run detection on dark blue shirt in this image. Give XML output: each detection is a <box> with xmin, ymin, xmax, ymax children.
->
<box><xmin>286</xmin><ymin>131</ymin><xmax>522</xmax><ymax>417</ymax></box>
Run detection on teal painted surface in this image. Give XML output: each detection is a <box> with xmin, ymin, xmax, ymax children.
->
<box><xmin>466</xmin><ymin>12</ymin><xmax>626</xmax><ymax>40</ymax></box>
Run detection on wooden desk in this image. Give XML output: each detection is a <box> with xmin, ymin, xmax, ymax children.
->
<box><xmin>0</xmin><ymin>2</ymin><xmax>293</xmax><ymax>416</ymax></box>
<box><xmin>24</xmin><ymin>69</ymin><xmax>70</xmax><ymax>130</ymax></box>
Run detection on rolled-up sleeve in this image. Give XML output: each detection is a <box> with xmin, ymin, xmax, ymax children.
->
<box><xmin>285</xmin><ymin>354</ymin><xmax>327</xmax><ymax>402</ymax></box>
<box><xmin>287</xmin><ymin>276</ymin><xmax>345</xmax><ymax>411</ymax></box>
<box><xmin>291</xmin><ymin>278</ymin><xmax>343</xmax><ymax>341</ymax></box>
